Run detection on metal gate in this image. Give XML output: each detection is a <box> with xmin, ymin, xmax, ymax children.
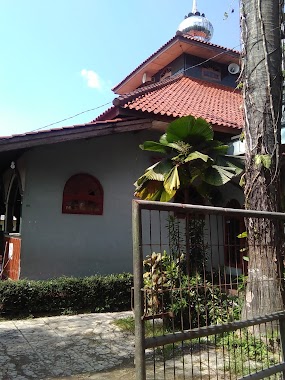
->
<box><xmin>133</xmin><ymin>200</ymin><xmax>285</xmax><ymax>380</ymax></box>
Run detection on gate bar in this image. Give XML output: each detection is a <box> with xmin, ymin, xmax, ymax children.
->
<box><xmin>279</xmin><ymin>318</ymin><xmax>285</xmax><ymax>378</ymax></box>
<box><xmin>144</xmin><ymin>311</ymin><xmax>285</xmax><ymax>349</ymax></box>
<box><xmin>238</xmin><ymin>363</ymin><xmax>285</xmax><ymax>380</ymax></box>
<box><xmin>133</xmin><ymin>201</ymin><xmax>146</xmax><ymax>380</ymax></box>
<box><xmin>134</xmin><ymin>200</ymin><xmax>285</xmax><ymax>220</ymax></box>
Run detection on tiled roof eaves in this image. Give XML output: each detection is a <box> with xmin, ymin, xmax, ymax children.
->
<box><xmin>126</xmin><ymin>108</ymin><xmax>242</xmax><ymax>130</ymax></box>
<box><xmin>92</xmin><ymin>106</ymin><xmax>119</xmax><ymax>122</ymax></box>
<box><xmin>117</xmin><ymin>75</ymin><xmax>243</xmax><ymax>130</ymax></box>
<box><xmin>112</xmin><ymin>33</ymin><xmax>240</xmax><ymax>93</ymax></box>
<box><xmin>113</xmin><ymin>73</ymin><xmax>184</xmax><ymax>107</ymax></box>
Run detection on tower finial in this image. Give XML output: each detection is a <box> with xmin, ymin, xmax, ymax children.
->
<box><xmin>192</xmin><ymin>0</ymin><xmax>198</xmax><ymax>13</ymax></box>
<box><xmin>177</xmin><ymin>0</ymin><xmax>214</xmax><ymax>42</ymax></box>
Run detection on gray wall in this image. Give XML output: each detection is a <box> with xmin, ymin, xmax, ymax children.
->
<box><xmin>11</xmin><ymin>129</ymin><xmax>244</xmax><ymax>280</ymax></box>
<box><xmin>19</xmin><ymin>130</ymin><xmax>160</xmax><ymax>279</ymax></box>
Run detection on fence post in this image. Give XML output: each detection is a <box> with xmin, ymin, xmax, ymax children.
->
<box><xmin>133</xmin><ymin>200</ymin><xmax>146</xmax><ymax>380</ymax></box>
<box><xmin>279</xmin><ymin>317</ymin><xmax>285</xmax><ymax>379</ymax></box>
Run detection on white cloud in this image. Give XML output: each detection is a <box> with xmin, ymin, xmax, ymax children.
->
<box><xmin>81</xmin><ymin>69</ymin><xmax>102</xmax><ymax>89</ymax></box>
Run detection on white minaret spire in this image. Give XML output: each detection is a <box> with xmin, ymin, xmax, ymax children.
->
<box><xmin>192</xmin><ymin>0</ymin><xmax>198</xmax><ymax>13</ymax></box>
<box><xmin>177</xmin><ymin>0</ymin><xmax>214</xmax><ymax>41</ymax></box>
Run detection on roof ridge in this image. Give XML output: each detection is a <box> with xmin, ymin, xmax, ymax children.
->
<box><xmin>185</xmin><ymin>77</ymin><xmax>241</xmax><ymax>93</ymax></box>
<box><xmin>114</xmin><ymin>74</ymin><xmax>241</xmax><ymax>108</ymax></box>
<box><xmin>92</xmin><ymin>105</ymin><xmax>117</xmax><ymax>122</ymax></box>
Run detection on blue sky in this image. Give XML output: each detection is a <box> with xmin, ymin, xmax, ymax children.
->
<box><xmin>0</xmin><ymin>0</ymin><xmax>240</xmax><ymax>136</ymax></box>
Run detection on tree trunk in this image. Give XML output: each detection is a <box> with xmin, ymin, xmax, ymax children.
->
<box><xmin>241</xmin><ymin>0</ymin><xmax>285</xmax><ymax>319</ymax></box>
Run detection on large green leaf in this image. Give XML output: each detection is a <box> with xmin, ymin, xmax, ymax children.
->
<box><xmin>202</xmin><ymin>165</ymin><xmax>236</xmax><ymax>186</ymax></box>
<box><xmin>139</xmin><ymin>141</ymin><xmax>169</xmax><ymax>154</ymax></box>
<box><xmin>135</xmin><ymin>160</ymin><xmax>173</xmax><ymax>188</ymax></box>
<box><xmin>160</xmin><ymin>189</ymin><xmax>175</xmax><ymax>202</ymax></box>
<box><xmin>159</xmin><ymin>134</ymin><xmax>168</xmax><ymax>145</ymax></box>
<box><xmin>185</xmin><ymin>151</ymin><xmax>211</xmax><ymax>163</ymax></box>
<box><xmin>166</xmin><ymin>142</ymin><xmax>186</xmax><ymax>152</ymax></box>
<box><xmin>141</xmin><ymin>139</ymin><xmax>185</xmax><ymax>154</ymax></box>
<box><xmin>134</xmin><ymin>181</ymin><xmax>163</xmax><ymax>200</ymax></box>
<box><xmin>166</xmin><ymin>116</ymin><xmax>214</xmax><ymax>144</ymax></box>
<box><xmin>188</xmin><ymin>166</ymin><xmax>203</xmax><ymax>184</ymax></box>
<box><xmin>134</xmin><ymin>114</ymin><xmax>243</xmax><ymax>203</ymax></box>
<box><xmin>164</xmin><ymin>166</ymin><xmax>180</xmax><ymax>196</ymax></box>
<box><xmin>134</xmin><ymin>159</ymin><xmax>175</xmax><ymax>200</ymax></box>
<box><xmin>215</xmin><ymin>155</ymin><xmax>244</xmax><ymax>175</ymax></box>
<box><xmin>206</xmin><ymin>140</ymin><xmax>229</xmax><ymax>155</ymax></box>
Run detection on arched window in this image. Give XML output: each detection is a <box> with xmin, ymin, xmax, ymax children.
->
<box><xmin>62</xmin><ymin>174</ymin><xmax>103</xmax><ymax>215</ymax></box>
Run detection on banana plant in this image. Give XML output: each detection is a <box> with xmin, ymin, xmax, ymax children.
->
<box><xmin>134</xmin><ymin>115</ymin><xmax>243</xmax><ymax>202</ymax></box>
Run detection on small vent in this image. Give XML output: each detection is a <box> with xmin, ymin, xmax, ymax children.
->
<box><xmin>201</xmin><ymin>67</ymin><xmax>221</xmax><ymax>82</ymax></box>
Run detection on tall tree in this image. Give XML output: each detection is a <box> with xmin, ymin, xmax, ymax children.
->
<box><xmin>241</xmin><ymin>0</ymin><xmax>285</xmax><ymax>318</ymax></box>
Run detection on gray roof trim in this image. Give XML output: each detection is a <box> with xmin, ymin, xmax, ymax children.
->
<box><xmin>0</xmin><ymin>119</ymin><xmax>153</xmax><ymax>153</ymax></box>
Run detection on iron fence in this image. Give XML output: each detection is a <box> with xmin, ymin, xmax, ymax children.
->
<box><xmin>133</xmin><ymin>200</ymin><xmax>285</xmax><ymax>380</ymax></box>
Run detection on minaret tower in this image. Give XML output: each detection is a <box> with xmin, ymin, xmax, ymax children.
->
<box><xmin>177</xmin><ymin>0</ymin><xmax>214</xmax><ymax>42</ymax></box>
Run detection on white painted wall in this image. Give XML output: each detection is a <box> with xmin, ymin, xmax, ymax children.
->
<box><xmin>19</xmin><ymin>130</ymin><xmax>160</xmax><ymax>279</ymax></box>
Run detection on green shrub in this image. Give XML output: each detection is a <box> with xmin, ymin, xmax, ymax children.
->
<box><xmin>143</xmin><ymin>251</ymin><xmax>241</xmax><ymax>329</ymax></box>
<box><xmin>0</xmin><ymin>273</ymin><xmax>133</xmax><ymax>317</ymax></box>
<box><xmin>215</xmin><ymin>330</ymin><xmax>278</xmax><ymax>376</ymax></box>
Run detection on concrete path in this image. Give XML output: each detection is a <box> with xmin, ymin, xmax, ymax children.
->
<box><xmin>0</xmin><ymin>311</ymin><xmax>135</xmax><ymax>380</ymax></box>
<box><xmin>0</xmin><ymin>311</ymin><xmax>254</xmax><ymax>380</ymax></box>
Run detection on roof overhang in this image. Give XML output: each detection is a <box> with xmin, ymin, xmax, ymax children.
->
<box><xmin>0</xmin><ymin>119</ymin><xmax>154</xmax><ymax>172</ymax></box>
<box><xmin>0</xmin><ymin>119</ymin><xmax>153</xmax><ymax>153</ymax></box>
<box><xmin>113</xmin><ymin>33</ymin><xmax>240</xmax><ymax>95</ymax></box>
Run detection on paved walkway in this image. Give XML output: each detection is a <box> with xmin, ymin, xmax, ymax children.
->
<box><xmin>0</xmin><ymin>311</ymin><xmax>135</xmax><ymax>380</ymax></box>
<box><xmin>0</xmin><ymin>311</ymin><xmax>257</xmax><ymax>379</ymax></box>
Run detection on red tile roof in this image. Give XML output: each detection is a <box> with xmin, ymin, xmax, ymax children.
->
<box><xmin>112</xmin><ymin>74</ymin><xmax>243</xmax><ymax>130</ymax></box>
<box><xmin>93</xmin><ymin>105</ymin><xmax>118</xmax><ymax>122</ymax></box>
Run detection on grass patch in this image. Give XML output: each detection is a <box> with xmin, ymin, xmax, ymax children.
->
<box><xmin>214</xmin><ymin>330</ymin><xmax>280</xmax><ymax>377</ymax></box>
<box><xmin>114</xmin><ymin>316</ymin><xmax>135</xmax><ymax>333</ymax></box>
<box><xmin>114</xmin><ymin>316</ymin><xmax>168</xmax><ymax>337</ymax></box>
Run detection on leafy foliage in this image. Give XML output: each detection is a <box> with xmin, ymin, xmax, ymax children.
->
<box><xmin>0</xmin><ymin>274</ymin><xmax>133</xmax><ymax>317</ymax></box>
<box><xmin>142</xmin><ymin>214</ymin><xmax>242</xmax><ymax>329</ymax></box>
<box><xmin>134</xmin><ymin>116</ymin><xmax>243</xmax><ymax>202</ymax></box>
<box><xmin>216</xmin><ymin>330</ymin><xmax>279</xmax><ymax>376</ymax></box>
<box><xmin>254</xmin><ymin>154</ymin><xmax>272</xmax><ymax>169</ymax></box>
<box><xmin>114</xmin><ymin>316</ymin><xmax>167</xmax><ymax>338</ymax></box>
<box><xmin>143</xmin><ymin>250</ymin><xmax>240</xmax><ymax>329</ymax></box>
<box><xmin>167</xmin><ymin>214</ymin><xmax>208</xmax><ymax>275</ymax></box>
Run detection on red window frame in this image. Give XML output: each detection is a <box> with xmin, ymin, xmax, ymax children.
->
<box><xmin>62</xmin><ymin>173</ymin><xmax>103</xmax><ymax>215</ymax></box>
